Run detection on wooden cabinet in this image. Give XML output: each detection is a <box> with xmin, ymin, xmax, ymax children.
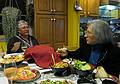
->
<box><xmin>80</xmin><ymin>0</ymin><xmax>100</xmax><ymax>17</ymax></box>
<box><xmin>35</xmin><ymin>0</ymin><xmax>67</xmax><ymax>15</ymax></box>
<box><xmin>35</xmin><ymin>15</ymin><xmax>67</xmax><ymax>49</ymax></box>
<box><xmin>100</xmin><ymin>0</ymin><xmax>109</xmax><ymax>5</ymax></box>
<box><xmin>53</xmin><ymin>15</ymin><xmax>67</xmax><ymax>49</ymax></box>
<box><xmin>34</xmin><ymin>0</ymin><xmax>68</xmax><ymax>50</ymax></box>
<box><xmin>35</xmin><ymin>15</ymin><xmax>52</xmax><ymax>46</ymax></box>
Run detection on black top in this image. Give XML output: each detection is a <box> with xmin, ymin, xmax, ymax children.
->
<box><xmin>66</xmin><ymin>41</ymin><xmax>120</xmax><ymax>77</ymax></box>
<box><xmin>7</xmin><ymin>35</ymin><xmax>39</xmax><ymax>54</ymax></box>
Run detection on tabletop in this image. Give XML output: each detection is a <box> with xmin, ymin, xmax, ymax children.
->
<box><xmin>0</xmin><ymin>59</ymin><xmax>119</xmax><ymax>84</ymax></box>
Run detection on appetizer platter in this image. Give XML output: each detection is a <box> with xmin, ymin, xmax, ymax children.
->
<box><xmin>5</xmin><ymin>67</ymin><xmax>40</xmax><ymax>83</ymax></box>
<box><xmin>37</xmin><ymin>78</ymin><xmax>75</xmax><ymax>84</ymax></box>
<box><xmin>0</xmin><ymin>54</ymin><xmax>24</xmax><ymax>64</ymax></box>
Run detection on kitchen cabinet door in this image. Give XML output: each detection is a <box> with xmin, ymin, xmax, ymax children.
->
<box><xmin>80</xmin><ymin>0</ymin><xmax>100</xmax><ymax>17</ymax></box>
<box><xmin>53</xmin><ymin>0</ymin><xmax>67</xmax><ymax>15</ymax></box>
<box><xmin>53</xmin><ymin>15</ymin><xmax>67</xmax><ymax>50</ymax></box>
<box><xmin>100</xmin><ymin>0</ymin><xmax>109</xmax><ymax>5</ymax></box>
<box><xmin>34</xmin><ymin>0</ymin><xmax>68</xmax><ymax>49</ymax></box>
<box><xmin>35</xmin><ymin>15</ymin><xmax>53</xmax><ymax>46</ymax></box>
<box><xmin>35</xmin><ymin>0</ymin><xmax>52</xmax><ymax>14</ymax></box>
<box><xmin>35</xmin><ymin>0</ymin><xmax>67</xmax><ymax>15</ymax></box>
<box><xmin>35</xmin><ymin>15</ymin><xmax>67</xmax><ymax>49</ymax></box>
<box><xmin>87</xmin><ymin>0</ymin><xmax>100</xmax><ymax>16</ymax></box>
<box><xmin>79</xmin><ymin>0</ymin><xmax>86</xmax><ymax>16</ymax></box>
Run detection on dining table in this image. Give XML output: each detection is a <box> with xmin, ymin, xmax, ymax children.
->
<box><xmin>0</xmin><ymin>53</ymin><xmax>119</xmax><ymax>84</ymax></box>
<box><xmin>0</xmin><ymin>63</ymin><xmax>117</xmax><ymax>84</ymax></box>
<box><xmin>0</xmin><ymin>63</ymin><xmax>79</xmax><ymax>84</ymax></box>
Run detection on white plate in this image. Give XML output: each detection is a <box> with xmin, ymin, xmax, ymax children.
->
<box><xmin>36</xmin><ymin>78</ymin><xmax>76</xmax><ymax>84</ymax></box>
<box><xmin>7</xmin><ymin>52</ymin><xmax>24</xmax><ymax>56</ymax></box>
<box><xmin>39</xmin><ymin>69</ymin><xmax>52</xmax><ymax>73</ymax></box>
<box><xmin>0</xmin><ymin>77</ymin><xmax>9</xmax><ymax>84</ymax></box>
<box><xmin>28</xmin><ymin>63</ymin><xmax>42</xmax><ymax>70</ymax></box>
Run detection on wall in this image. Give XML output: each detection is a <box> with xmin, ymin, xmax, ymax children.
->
<box><xmin>0</xmin><ymin>0</ymin><xmax>81</xmax><ymax>51</ymax></box>
<box><xmin>0</xmin><ymin>35</ymin><xmax>7</xmax><ymax>52</ymax></box>
<box><xmin>68</xmin><ymin>0</ymin><xmax>80</xmax><ymax>51</ymax></box>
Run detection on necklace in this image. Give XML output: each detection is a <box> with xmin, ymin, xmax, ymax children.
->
<box><xmin>16</xmin><ymin>35</ymin><xmax>33</xmax><ymax>47</ymax></box>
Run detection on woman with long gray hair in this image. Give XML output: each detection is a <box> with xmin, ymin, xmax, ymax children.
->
<box><xmin>57</xmin><ymin>19</ymin><xmax>120</xmax><ymax>77</ymax></box>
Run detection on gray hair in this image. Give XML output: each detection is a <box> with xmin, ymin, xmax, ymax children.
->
<box><xmin>18</xmin><ymin>20</ymin><xmax>28</xmax><ymax>28</ymax></box>
<box><xmin>87</xmin><ymin>19</ymin><xmax>113</xmax><ymax>44</ymax></box>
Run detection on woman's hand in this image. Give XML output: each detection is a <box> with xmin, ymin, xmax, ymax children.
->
<box><xmin>11</xmin><ymin>42</ymin><xmax>21</xmax><ymax>52</ymax></box>
<box><xmin>56</xmin><ymin>47</ymin><xmax>68</xmax><ymax>57</ymax></box>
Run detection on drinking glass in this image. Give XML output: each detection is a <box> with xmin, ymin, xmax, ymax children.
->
<box><xmin>0</xmin><ymin>46</ymin><xmax>5</xmax><ymax>58</ymax></box>
<box><xmin>3</xmin><ymin>61</ymin><xmax>17</xmax><ymax>84</ymax></box>
<box><xmin>21</xmin><ymin>44</ymin><xmax>28</xmax><ymax>52</ymax></box>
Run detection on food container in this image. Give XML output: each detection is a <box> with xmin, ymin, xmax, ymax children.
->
<box><xmin>51</xmin><ymin>61</ymin><xmax>71</xmax><ymax>76</ymax></box>
<box><xmin>75</xmin><ymin>68</ymin><xmax>91</xmax><ymax>77</ymax></box>
<box><xmin>52</xmin><ymin>67</ymin><xmax>71</xmax><ymax>76</ymax></box>
<box><xmin>0</xmin><ymin>54</ymin><xmax>24</xmax><ymax>68</ymax></box>
<box><xmin>77</xmin><ymin>77</ymin><xmax>96</xmax><ymax>84</ymax></box>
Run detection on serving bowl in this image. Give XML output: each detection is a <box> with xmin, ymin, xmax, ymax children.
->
<box><xmin>51</xmin><ymin>61</ymin><xmax>71</xmax><ymax>76</ymax></box>
<box><xmin>77</xmin><ymin>78</ymin><xmax>96</xmax><ymax>84</ymax></box>
<box><xmin>0</xmin><ymin>54</ymin><xmax>24</xmax><ymax>68</ymax></box>
<box><xmin>75</xmin><ymin>68</ymin><xmax>91</xmax><ymax>77</ymax></box>
<box><xmin>72</xmin><ymin>60</ymin><xmax>93</xmax><ymax>76</ymax></box>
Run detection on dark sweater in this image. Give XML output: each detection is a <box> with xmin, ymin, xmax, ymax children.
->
<box><xmin>67</xmin><ymin>43</ymin><xmax>120</xmax><ymax>77</ymax></box>
<box><xmin>7</xmin><ymin>35</ymin><xmax>39</xmax><ymax>54</ymax></box>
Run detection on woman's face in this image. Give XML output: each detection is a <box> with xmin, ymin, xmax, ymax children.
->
<box><xmin>84</xmin><ymin>25</ymin><xmax>97</xmax><ymax>45</ymax></box>
<box><xmin>18</xmin><ymin>23</ymin><xmax>29</xmax><ymax>36</ymax></box>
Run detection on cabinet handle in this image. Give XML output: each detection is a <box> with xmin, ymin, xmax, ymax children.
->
<box><xmin>51</xmin><ymin>9</ymin><xmax>53</xmax><ymax>12</ymax></box>
<box><xmin>54</xmin><ymin>18</ymin><xmax>56</xmax><ymax>21</ymax></box>
<box><xmin>53</xmin><ymin>9</ymin><xmax>56</xmax><ymax>12</ymax></box>
<box><xmin>88</xmin><ymin>12</ymin><xmax>90</xmax><ymax>15</ymax></box>
<box><xmin>51</xmin><ymin>18</ymin><xmax>53</xmax><ymax>21</ymax></box>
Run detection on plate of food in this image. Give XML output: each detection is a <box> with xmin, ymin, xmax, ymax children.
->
<box><xmin>73</xmin><ymin>60</ymin><xmax>92</xmax><ymax>77</ymax></box>
<box><xmin>0</xmin><ymin>54</ymin><xmax>24</xmax><ymax>64</ymax></box>
<box><xmin>5</xmin><ymin>67</ymin><xmax>40</xmax><ymax>83</ymax></box>
<box><xmin>0</xmin><ymin>54</ymin><xmax>24</xmax><ymax>68</ymax></box>
<box><xmin>37</xmin><ymin>78</ymin><xmax>75</xmax><ymax>84</ymax></box>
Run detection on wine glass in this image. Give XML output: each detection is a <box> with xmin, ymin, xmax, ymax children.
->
<box><xmin>21</xmin><ymin>44</ymin><xmax>28</xmax><ymax>52</ymax></box>
<box><xmin>3</xmin><ymin>61</ymin><xmax>17</xmax><ymax>84</ymax></box>
<box><xmin>0</xmin><ymin>46</ymin><xmax>5</xmax><ymax>58</ymax></box>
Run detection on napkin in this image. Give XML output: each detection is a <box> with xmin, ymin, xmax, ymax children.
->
<box><xmin>0</xmin><ymin>77</ymin><xmax>9</xmax><ymax>84</ymax></box>
<box><xmin>24</xmin><ymin>45</ymin><xmax>61</xmax><ymax>68</ymax></box>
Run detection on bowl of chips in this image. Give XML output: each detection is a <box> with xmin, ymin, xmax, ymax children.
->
<box><xmin>51</xmin><ymin>61</ymin><xmax>71</xmax><ymax>76</ymax></box>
